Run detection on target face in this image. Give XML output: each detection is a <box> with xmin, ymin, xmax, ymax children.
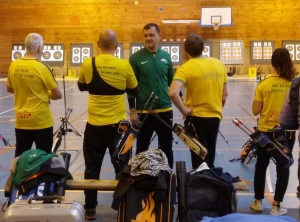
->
<box><xmin>133</xmin><ymin>47</ymin><xmax>139</xmax><ymax>53</ymax></box>
<box><xmin>74</xmin><ymin>49</ymin><xmax>80</xmax><ymax>54</ymax></box>
<box><xmin>13</xmin><ymin>52</ymin><xmax>22</xmax><ymax>59</ymax></box>
<box><xmin>83</xmin><ymin>49</ymin><xmax>89</xmax><ymax>54</ymax></box>
<box><xmin>162</xmin><ymin>47</ymin><xmax>169</xmax><ymax>52</ymax></box>
<box><xmin>287</xmin><ymin>46</ymin><xmax>294</xmax><ymax>51</ymax></box>
<box><xmin>74</xmin><ymin>56</ymin><xmax>80</xmax><ymax>62</ymax></box>
<box><xmin>53</xmin><ymin>51</ymin><xmax>62</xmax><ymax>59</ymax></box>
<box><xmin>172</xmin><ymin>55</ymin><xmax>178</xmax><ymax>60</ymax></box>
<box><xmin>43</xmin><ymin>51</ymin><xmax>51</xmax><ymax>60</ymax></box>
<box><xmin>82</xmin><ymin>56</ymin><xmax>88</xmax><ymax>61</ymax></box>
<box><xmin>172</xmin><ymin>47</ymin><xmax>178</xmax><ymax>53</ymax></box>
<box><xmin>203</xmin><ymin>47</ymin><xmax>209</xmax><ymax>53</ymax></box>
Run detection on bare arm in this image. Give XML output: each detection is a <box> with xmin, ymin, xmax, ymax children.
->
<box><xmin>48</xmin><ymin>86</ymin><xmax>62</xmax><ymax>100</ymax></box>
<box><xmin>169</xmin><ymin>80</ymin><xmax>193</xmax><ymax>116</ymax></box>
<box><xmin>7</xmin><ymin>85</ymin><xmax>14</xmax><ymax>93</ymax></box>
<box><xmin>252</xmin><ymin>100</ymin><xmax>263</xmax><ymax>116</ymax></box>
<box><xmin>222</xmin><ymin>83</ymin><xmax>228</xmax><ymax>107</ymax></box>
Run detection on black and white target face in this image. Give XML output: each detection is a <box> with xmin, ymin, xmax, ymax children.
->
<box><xmin>11</xmin><ymin>44</ymin><xmax>25</xmax><ymax>61</ymax></box>
<box><xmin>170</xmin><ymin>46</ymin><xmax>179</xmax><ymax>62</ymax></box>
<box><xmin>81</xmin><ymin>48</ymin><xmax>90</xmax><ymax>63</ymax></box>
<box><xmin>72</xmin><ymin>48</ymin><xmax>81</xmax><ymax>63</ymax></box>
<box><xmin>296</xmin><ymin>44</ymin><xmax>300</xmax><ymax>61</ymax></box>
<box><xmin>13</xmin><ymin>51</ymin><xmax>22</xmax><ymax>59</ymax></box>
<box><xmin>53</xmin><ymin>51</ymin><xmax>62</xmax><ymax>59</ymax></box>
<box><xmin>43</xmin><ymin>51</ymin><xmax>51</xmax><ymax>60</ymax></box>
<box><xmin>202</xmin><ymin>46</ymin><xmax>210</xmax><ymax>57</ymax></box>
<box><xmin>162</xmin><ymin>47</ymin><xmax>169</xmax><ymax>53</ymax></box>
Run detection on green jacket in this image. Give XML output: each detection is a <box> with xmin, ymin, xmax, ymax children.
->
<box><xmin>129</xmin><ymin>47</ymin><xmax>174</xmax><ymax>111</ymax></box>
<box><xmin>12</xmin><ymin>149</ymin><xmax>56</xmax><ymax>186</ymax></box>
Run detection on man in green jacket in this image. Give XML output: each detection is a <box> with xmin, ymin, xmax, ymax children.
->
<box><xmin>128</xmin><ymin>23</ymin><xmax>174</xmax><ymax>168</ymax></box>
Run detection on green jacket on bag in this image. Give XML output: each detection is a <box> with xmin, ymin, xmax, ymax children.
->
<box><xmin>12</xmin><ymin>149</ymin><xmax>56</xmax><ymax>186</ymax></box>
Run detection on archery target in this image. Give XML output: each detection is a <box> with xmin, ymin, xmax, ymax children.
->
<box><xmin>74</xmin><ymin>56</ymin><xmax>80</xmax><ymax>62</ymax></box>
<box><xmin>43</xmin><ymin>51</ymin><xmax>51</xmax><ymax>60</ymax></box>
<box><xmin>253</xmin><ymin>47</ymin><xmax>262</xmax><ymax>60</ymax></box>
<box><xmin>53</xmin><ymin>51</ymin><xmax>62</xmax><ymax>59</ymax></box>
<box><xmin>81</xmin><ymin>48</ymin><xmax>90</xmax><ymax>63</ymax></box>
<box><xmin>202</xmin><ymin>46</ymin><xmax>210</xmax><ymax>57</ymax></box>
<box><xmin>170</xmin><ymin>46</ymin><xmax>179</xmax><ymax>62</ymax></box>
<box><xmin>74</xmin><ymin>48</ymin><xmax>80</xmax><ymax>54</ymax></box>
<box><xmin>132</xmin><ymin>47</ymin><xmax>141</xmax><ymax>54</ymax></box>
<box><xmin>40</xmin><ymin>45</ymin><xmax>64</xmax><ymax>63</ymax></box>
<box><xmin>286</xmin><ymin>45</ymin><xmax>294</xmax><ymax>60</ymax></box>
<box><xmin>162</xmin><ymin>46</ymin><xmax>170</xmax><ymax>53</ymax></box>
<box><xmin>263</xmin><ymin>46</ymin><xmax>272</xmax><ymax>59</ymax></box>
<box><xmin>12</xmin><ymin>44</ymin><xmax>25</xmax><ymax>61</ymax></box>
<box><xmin>296</xmin><ymin>44</ymin><xmax>300</xmax><ymax>61</ymax></box>
<box><xmin>222</xmin><ymin>47</ymin><xmax>231</xmax><ymax>60</ymax></box>
<box><xmin>171</xmin><ymin>47</ymin><xmax>178</xmax><ymax>53</ymax></box>
<box><xmin>72</xmin><ymin>48</ymin><xmax>81</xmax><ymax>63</ymax></box>
<box><xmin>115</xmin><ymin>47</ymin><xmax>121</xmax><ymax>58</ymax></box>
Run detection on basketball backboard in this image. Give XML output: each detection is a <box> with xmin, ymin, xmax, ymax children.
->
<box><xmin>200</xmin><ymin>7</ymin><xmax>232</xmax><ymax>28</ymax></box>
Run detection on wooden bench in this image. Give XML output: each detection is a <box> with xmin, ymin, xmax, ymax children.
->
<box><xmin>66</xmin><ymin>179</ymin><xmax>249</xmax><ymax>191</ymax></box>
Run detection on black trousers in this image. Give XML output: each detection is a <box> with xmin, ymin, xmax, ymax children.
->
<box><xmin>185</xmin><ymin>116</ymin><xmax>220</xmax><ymax>169</ymax></box>
<box><xmin>83</xmin><ymin>122</ymin><xmax>119</xmax><ymax>209</ymax></box>
<box><xmin>136</xmin><ymin>110</ymin><xmax>173</xmax><ymax>168</ymax></box>
<box><xmin>15</xmin><ymin>127</ymin><xmax>53</xmax><ymax>157</ymax></box>
<box><xmin>254</xmin><ymin>131</ymin><xmax>295</xmax><ymax>202</ymax></box>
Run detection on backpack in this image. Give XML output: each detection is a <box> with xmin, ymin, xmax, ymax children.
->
<box><xmin>177</xmin><ymin>161</ymin><xmax>234</xmax><ymax>222</ymax></box>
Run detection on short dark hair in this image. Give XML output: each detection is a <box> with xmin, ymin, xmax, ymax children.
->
<box><xmin>271</xmin><ymin>48</ymin><xmax>296</xmax><ymax>81</ymax></box>
<box><xmin>184</xmin><ymin>34</ymin><xmax>204</xmax><ymax>57</ymax></box>
<box><xmin>143</xmin><ymin>23</ymin><xmax>160</xmax><ymax>34</ymax></box>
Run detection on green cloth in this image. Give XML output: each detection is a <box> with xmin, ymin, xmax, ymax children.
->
<box><xmin>12</xmin><ymin>149</ymin><xmax>57</xmax><ymax>186</ymax></box>
<box><xmin>129</xmin><ymin>47</ymin><xmax>174</xmax><ymax>111</ymax></box>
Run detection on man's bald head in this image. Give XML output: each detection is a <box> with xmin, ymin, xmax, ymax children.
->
<box><xmin>98</xmin><ymin>29</ymin><xmax>118</xmax><ymax>50</ymax></box>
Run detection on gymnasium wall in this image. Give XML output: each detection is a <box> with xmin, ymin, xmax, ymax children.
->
<box><xmin>0</xmin><ymin>0</ymin><xmax>300</xmax><ymax>74</ymax></box>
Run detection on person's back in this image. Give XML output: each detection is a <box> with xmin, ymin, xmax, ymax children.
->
<box><xmin>6</xmin><ymin>33</ymin><xmax>62</xmax><ymax>157</ymax></box>
<box><xmin>80</xmin><ymin>54</ymin><xmax>136</xmax><ymax>125</ymax></box>
<box><xmin>170</xmin><ymin>34</ymin><xmax>228</xmax><ymax>169</ymax></box>
<box><xmin>177</xmin><ymin>56</ymin><xmax>226</xmax><ymax>119</ymax></box>
<box><xmin>77</xmin><ymin>29</ymin><xmax>138</xmax><ymax>220</ymax></box>
<box><xmin>8</xmin><ymin>59</ymin><xmax>55</xmax><ymax>129</ymax></box>
<box><xmin>251</xmin><ymin>47</ymin><xmax>296</xmax><ymax>215</ymax></box>
<box><xmin>256</xmin><ymin>76</ymin><xmax>292</xmax><ymax>132</ymax></box>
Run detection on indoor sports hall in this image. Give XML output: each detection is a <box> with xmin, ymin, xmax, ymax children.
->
<box><xmin>0</xmin><ymin>0</ymin><xmax>299</xmax><ymax>221</ymax></box>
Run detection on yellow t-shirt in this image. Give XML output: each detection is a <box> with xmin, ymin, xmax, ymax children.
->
<box><xmin>78</xmin><ymin>54</ymin><xmax>138</xmax><ymax>126</ymax></box>
<box><xmin>174</xmin><ymin>57</ymin><xmax>227</xmax><ymax>119</ymax></box>
<box><xmin>7</xmin><ymin>59</ymin><xmax>58</xmax><ymax>129</ymax></box>
<box><xmin>254</xmin><ymin>75</ymin><xmax>292</xmax><ymax>132</ymax></box>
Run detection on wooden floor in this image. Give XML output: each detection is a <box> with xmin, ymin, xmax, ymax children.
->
<box><xmin>0</xmin><ymin>76</ymin><xmax>299</xmax><ymax>221</ymax></box>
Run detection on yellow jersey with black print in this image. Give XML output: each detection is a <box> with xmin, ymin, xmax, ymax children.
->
<box><xmin>173</xmin><ymin>57</ymin><xmax>227</xmax><ymax>119</ymax></box>
<box><xmin>7</xmin><ymin>59</ymin><xmax>58</xmax><ymax>129</ymax></box>
<box><xmin>78</xmin><ymin>54</ymin><xmax>138</xmax><ymax>126</ymax></box>
<box><xmin>254</xmin><ymin>75</ymin><xmax>292</xmax><ymax>132</ymax></box>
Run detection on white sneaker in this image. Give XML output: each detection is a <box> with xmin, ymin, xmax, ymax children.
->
<box><xmin>250</xmin><ymin>199</ymin><xmax>263</xmax><ymax>212</ymax></box>
<box><xmin>196</xmin><ymin>162</ymin><xmax>209</xmax><ymax>172</ymax></box>
<box><xmin>270</xmin><ymin>204</ymin><xmax>288</xmax><ymax>215</ymax></box>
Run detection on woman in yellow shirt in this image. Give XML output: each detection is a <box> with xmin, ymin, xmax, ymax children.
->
<box><xmin>251</xmin><ymin>48</ymin><xmax>296</xmax><ymax>215</ymax></box>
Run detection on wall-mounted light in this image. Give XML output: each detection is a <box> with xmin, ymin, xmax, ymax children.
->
<box><xmin>162</xmin><ymin>20</ymin><xmax>199</xmax><ymax>24</ymax></box>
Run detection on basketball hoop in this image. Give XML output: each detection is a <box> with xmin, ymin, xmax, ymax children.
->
<box><xmin>212</xmin><ymin>22</ymin><xmax>220</xmax><ymax>30</ymax></box>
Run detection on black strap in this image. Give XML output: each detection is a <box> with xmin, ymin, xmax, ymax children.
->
<box><xmin>87</xmin><ymin>57</ymin><xmax>125</xmax><ymax>95</ymax></box>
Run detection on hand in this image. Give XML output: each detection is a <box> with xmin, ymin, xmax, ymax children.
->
<box><xmin>129</xmin><ymin>109</ymin><xmax>140</xmax><ymax>126</ymax></box>
<box><xmin>182</xmin><ymin>106</ymin><xmax>194</xmax><ymax>119</ymax></box>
